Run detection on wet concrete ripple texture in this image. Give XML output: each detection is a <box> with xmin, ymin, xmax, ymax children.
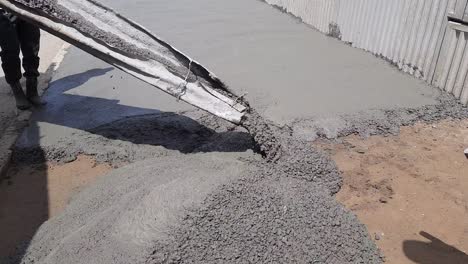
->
<box><xmin>1</xmin><ymin>0</ymin><xmax>468</xmax><ymax>264</ymax></box>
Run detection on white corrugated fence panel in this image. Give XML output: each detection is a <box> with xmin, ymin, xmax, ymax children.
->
<box><xmin>438</xmin><ymin>22</ymin><xmax>468</xmax><ymax>104</ymax></box>
<box><xmin>264</xmin><ymin>0</ymin><xmax>468</xmax><ymax>106</ymax></box>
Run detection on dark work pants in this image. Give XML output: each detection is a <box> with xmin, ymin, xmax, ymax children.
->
<box><xmin>0</xmin><ymin>11</ymin><xmax>40</xmax><ymax>85</ymax></box>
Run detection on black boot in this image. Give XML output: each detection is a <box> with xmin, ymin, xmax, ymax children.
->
<box><xmin>10</xmin><ymin>82</ymin><xmax>31</xmax><ymax>110</ymax></box>
<box><xmin>26</xmin><ymin>78</ymin><xmax>46</xmax><ymax>106</ymax></box>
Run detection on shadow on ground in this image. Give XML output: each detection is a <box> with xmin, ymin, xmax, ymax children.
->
<box><xmin>0</xmin><ymin>121</ymin><xmax>47</xmax><ymax>264</ymax></box>
<box><xmin>0</xmin><ymin>77</ymin><xmax>15</xmax><ymax>134</ymax></box>
<box><xmin>25</xmin><ymin>67</ymin><xmax>254</xmax><ymax>153</ymax></box>
<box><xmin>403</xmin><ymin>231</ymin><xmax>468</xmax><ymax>264</ymax></box>
<box><xmin>0</xmin><ymin>63</ymin><xmax>59</xmax><ymax>262</ymax></box>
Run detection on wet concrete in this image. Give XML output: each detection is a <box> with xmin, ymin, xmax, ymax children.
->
<box><xmin>13</xmin><ymin>110</ymin><xmax>383</xmax><ymax>263</ymax></box>
<box><xmin>9</xmin><ymin>0</ymin><xmax>468</xmax><ymax>263</ymax></box>
<box><xmin>99</xmin><ymin>0</ymin><xmax>437</xmax><ymax>125</ymax></box>
<box><xmin>15</xmin><ymin>153</ymin><xmax>257</xmax><ymax>264</ymax></box>
<box><xmin>13</xmin><ymin>0</ymin><xmax>465</xmax><ymax>178</ymax></box>
<box><xmin>18</xmin><ymin>0</ymin><xmax>443</xmax><ymax>148</ymax></box>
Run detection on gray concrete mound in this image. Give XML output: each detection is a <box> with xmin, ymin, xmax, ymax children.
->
<box><xmin>12</xmin><ymin>82</ymin><xmax>468</xmax><ymax>264</ymax></box>
<box><xmin>242</xmin><ymin>110</ymin><xmax>343</xmax><ymax>194</ymax></box>
<box><xmin>145</xmin><ymin>112</ymin><xmax>379</xmax><ymax>263</ymax></box>
<box><xmin>11</xmin><ymin>111</ymin><xmax>382</xmax><ymax>264</ymax></box>
<box><xmin>13</xmin><ymin>154</ymin><xmax>255</xmax><ymax>264</ymax></box>
<box><xmin>148</xmin><ymin>167</ymin><xmax>380</xmax><ymax>264</ymax></box>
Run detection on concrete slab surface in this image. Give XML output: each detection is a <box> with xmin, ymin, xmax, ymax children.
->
<box><xmin>101</xmin><ymin>0</ymin><xmax>437</xmax><ymax>124</ymax></box>
<box><xmin>18</xmin><ymin>0</ymin><xmax>441</xmax><ymax>147</ymax></box>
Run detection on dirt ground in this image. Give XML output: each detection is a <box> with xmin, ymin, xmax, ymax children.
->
<box><xmin>0</xmin><ymin>155</ymin><xmax>111</xmax><ymax>259</ymax></box>
<box><xmin>317</xmin><ymin>118</ymin><xmax>468</xmax><ymax>264</ymax></box>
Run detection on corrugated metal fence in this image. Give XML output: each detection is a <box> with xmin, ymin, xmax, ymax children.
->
<box><xmin>265</xmin><ymin>0</ymin><xmax>468</xmax><ymax>105</ymax></box>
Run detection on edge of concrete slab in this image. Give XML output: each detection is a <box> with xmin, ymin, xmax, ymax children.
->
<box><xmin>0</xmin><ymin>42</ymin><xmax>70</xmax><ymax>178</ymax></box>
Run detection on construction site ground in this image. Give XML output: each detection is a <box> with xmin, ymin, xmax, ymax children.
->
<box><xmin>318</xmin><ymin>119</ymin><xmax>468</xmax><ymax>263</ymax></box>
<box><xmin>2</xmin><ymin>118</ymin><xmax>468</xmax><ymax>263</ymax></box>
<box><xmin>1</xmin><ymin>0</ymin><xmax>467</xmax><ymax>263</ymax></box>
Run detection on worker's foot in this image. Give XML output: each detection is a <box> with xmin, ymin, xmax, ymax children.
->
<box><xmin>10</xmin><ymin>82</ymin><xmax>32</xmax><ymax>110</ymax></box>
<box><xmin>26</xmin><ymin>78</ymin><xmax>46</xmax><ymax>106</ymax></box>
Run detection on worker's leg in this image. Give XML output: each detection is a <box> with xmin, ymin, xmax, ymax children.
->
<box><xmin>17</xmin><ymin>18</ymin><xmax>44</xmax><ymax>105</ymax></box>
<box><xmin>0</xmin><ymin>12</ymin><xmax>22</xmax><ymax>84</ymax></box>
<box><xmin>0</xmin><ymin>11</ymin><xmax>31</xmax><ymax>110</ymax></box>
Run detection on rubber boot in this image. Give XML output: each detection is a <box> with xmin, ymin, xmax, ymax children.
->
<box><xmin>26</xmin><ymin>78</ymin><xmax>46</xmax><ymax>106</ymax></box>
<box><xmin>10</xmin><ymin>82</ymin><xmax>31</xmax><ymax>110</ymax></box>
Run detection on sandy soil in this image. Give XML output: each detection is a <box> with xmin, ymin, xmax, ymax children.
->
<box><xmin>317</xmin><ymin>119</ymin><xmax>468</xmax><ymax>264</ymax></box>
<box><xmin>0</xmin><ymin>155</ymin><xmax>111</xmax><ymax>260</ymax></box>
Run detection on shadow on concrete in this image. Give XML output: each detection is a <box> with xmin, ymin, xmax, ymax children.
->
<box><xmin>29</xmin><ymin>67</ymin><xmax>253</xmax><ymax>153</ymax></box>
<box><xmin>403</xmin><ymin>231</ymin><xmax>468</xmax><ymax>264</ymax></box>
<box><xmin>89</xmin><ymin>113</ymin><xmax>253</xmax><ymax>153</ymax></box>
<box><xmin>0</xmin><ymin>77</ymin><xmax>19</xmax><ymax>135</ymax></box>
<box><xmin>46</xmin><ymin>68</ymin><xmax>114</xmax><ymax>94</ymax></box>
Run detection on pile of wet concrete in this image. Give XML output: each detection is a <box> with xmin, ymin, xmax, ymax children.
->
<box><xmin>11</xmin><ymin>109</ymin><xmax>383</xmax><ymax>264</ymax></box>
<box><xmin>12</xmin><ymin>91</ymin><xmax>468</xmax><ymax>263</ymax></box>
<box><xmin>145</xmin><ymin>111</ymin><xmax>382</xmax><ymax>263</ymax></box>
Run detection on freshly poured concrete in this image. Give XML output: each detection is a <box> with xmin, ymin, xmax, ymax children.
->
<box><xmin>98</xmin><ymin>0</ymin><xmax>436</xmax><ymax>125</ymax></box>
<box><xmin>10</xmin><ymin>0</ymin><xmax>455</xmax><ymax>263</ymax></box>
<box><xmin>19</xmin><ymin>0</ymin><xmax>439</xmax><ymax>146</ymax></box>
